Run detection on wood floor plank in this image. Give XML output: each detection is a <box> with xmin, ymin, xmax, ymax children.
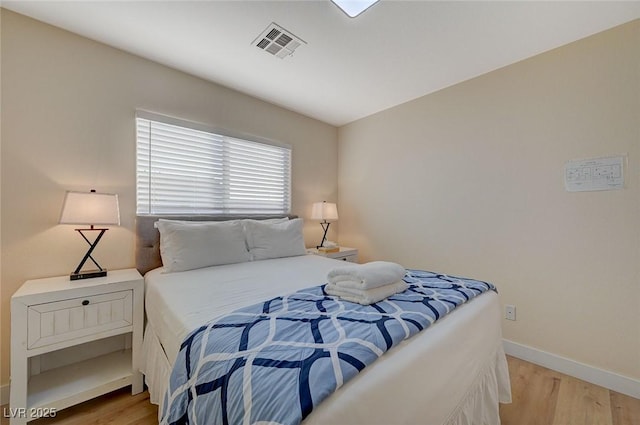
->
<box><xmin>611</xmin><ymin>391</ymin><xmax>640</xmax><ymax>425</ymax></box>
<box><xmin>499</xmin><ymin>356</ymin><xmax>640</xmax><ymax>425</ymax></box>
<box><xmin>499</xmin><ymin>355</ymin><xmax>560</xmax><ymax>425</ymax></box>
<box><xmin>27</xmin><ymin>388</ymin><xmax>157</xmax><ymax>425</ymax></box>
<box><xmin>552</xmin><ymin>374</ymin><xmax>613</xmax><ymax>425</ymax></box>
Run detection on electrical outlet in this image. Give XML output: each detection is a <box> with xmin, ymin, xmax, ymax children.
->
<box><xmin>505</xmin><ymin>305</ymin><xmax>516</xmax><ymax>321</ymax></box>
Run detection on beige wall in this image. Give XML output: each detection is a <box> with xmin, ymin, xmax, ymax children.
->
<box><xmin>338</xmin><ymin>20</ymin><xmax>640</xmax><ymax>379</ymax></box>
<box><xmin>0</xmin><ymin>10</ymin><xmax>338</xmax><ymax>385</ymax></box>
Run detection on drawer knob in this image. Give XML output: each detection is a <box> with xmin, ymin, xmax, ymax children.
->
<box><xmin>82</xmin><ymin>300</ymin><xmax>90</xmax><ymax>306</ymax></box>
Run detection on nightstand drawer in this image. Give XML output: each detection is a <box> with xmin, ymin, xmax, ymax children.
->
<box><xmin>27</xmin><ymin>290</ymin><xmax>133</xmax><ymax>350</ymax></box>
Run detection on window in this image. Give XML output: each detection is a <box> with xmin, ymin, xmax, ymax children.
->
<box><xmin>136</xmin><ymin>113</ymin><xmax>291</xmax><ymax>215</ymax></box>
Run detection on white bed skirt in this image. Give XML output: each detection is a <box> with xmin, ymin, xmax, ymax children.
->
<box><xmin>141</xmin><ymin>320</ymin><xmax>511</xmax><ymax>425</ymax></box>
<box><xmin>443</xmin><ymin>345</ymin><xmax>511</xmax><ymax>425</ymax></box>
<box><xmin>140</xmin><ymin>323</ymin><xmax>171</xmax><ymax>411</ymax></box>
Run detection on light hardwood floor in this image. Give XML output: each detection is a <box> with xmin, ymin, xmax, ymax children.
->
<box><xmin>500</xmin><ymin>356</ymin><xmax>640</xmax><ymax>425</ymax></box>
<box><xmin>2</xmin><ymin>356</ymin><xmax>639</xmax><ymax>424</ymax></box>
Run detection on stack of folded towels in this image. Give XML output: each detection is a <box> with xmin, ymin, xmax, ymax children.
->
<box><xmin>325</xmin><ymin>261</ymin><xmax>408</xmax><ymax>305</ymax></box>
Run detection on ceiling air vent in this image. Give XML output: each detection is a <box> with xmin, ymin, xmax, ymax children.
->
<box><xmin>253</xmin><ymin>23</ymin><xmax>306</xmax><ymax>59</ymax></box>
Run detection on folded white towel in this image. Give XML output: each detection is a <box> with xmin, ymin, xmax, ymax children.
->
<box><xmin>325</xmin><ymin>280</ymin><xmax>408</xmax><ymax>305</ymax></box>
<box><xmin>327</xmin><ymin>261</ymin><xmax>406</xmax><ymax>290</ymax></box>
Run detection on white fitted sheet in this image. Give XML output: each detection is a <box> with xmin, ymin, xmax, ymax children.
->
<box><xmin>145</xmin><ymin>255</ymin><xmax>352</xmax><ymax>364</ymax></box>
<box><xmin>143</xmin><ymin>255</ymin><xmax>511</xmax><ymax>424</ymax></box>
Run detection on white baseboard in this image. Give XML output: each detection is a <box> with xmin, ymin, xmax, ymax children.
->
<box><xmin>503</xmin><ymin>339</ymin><xmax>640</xmax><ymax>399</ymax></box>
<box><xmin>1</xmin><ymin>383</ymin><xmax>9</xmax><ymax>406</ymax></box>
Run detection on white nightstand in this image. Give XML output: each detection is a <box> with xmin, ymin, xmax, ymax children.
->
<box><xmin>307</xmin><ymin>247</ymin><xmax>359</xmax><ymax>263</ymax></box>
<box><xmin>10</xmin><ymin>269</ymin><xmax>144</xmax><ymax>424</ymax></box>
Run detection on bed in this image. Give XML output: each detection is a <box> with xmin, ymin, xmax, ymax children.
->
<box><xmin>136</xmin><ymin>215</ymin><xmax>511</xmax><ymax>425</ymax></box>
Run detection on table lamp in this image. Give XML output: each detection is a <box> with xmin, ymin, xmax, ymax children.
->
<box><xmin>311</xmin><ymin>201</ymin><xmax>338</xmax><ymax>249</ymax></box>
<box><xmin>59</xmin><ymin>189</ymin><xmax>120</xmax><ymax>280</ymax></box>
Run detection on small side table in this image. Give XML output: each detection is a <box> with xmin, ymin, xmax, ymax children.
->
<box><xmin>10</xmin><ymin>269</ymin><xmax>144</xmax><ymax>424</ymax></box>
<box><xmin>307</xmin><ymin>247</ymin><xmax>359</xmax><ymax>263</ymax></box>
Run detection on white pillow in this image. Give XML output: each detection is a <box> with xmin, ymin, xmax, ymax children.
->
<box><xmin>244</xmin><ymin>218</ymin><xmax>306</xmax><ymax>261</ymax></box>
<box><xmin>155</xmin><ymin>220</ymin><xmax>250</xmax><ymax>273</ymax></box>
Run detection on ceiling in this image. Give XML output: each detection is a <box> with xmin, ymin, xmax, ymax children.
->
<box><xmin>4</xmin><ymin>1</ymin><xmax>640</xmax><ymax>127</ymax></box>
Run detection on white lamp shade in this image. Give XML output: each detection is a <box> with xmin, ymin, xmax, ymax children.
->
<box><xmin>59</xmin><ymin>191</ymin><xmax>121</xmax><ymax>226</ymax></box>
<box><xmin>311</xmin><ymin>201</ymin><xmax>338</xmax><ymax>221</ymax></box>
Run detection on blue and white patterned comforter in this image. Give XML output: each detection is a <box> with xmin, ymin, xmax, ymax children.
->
<box><xmin>161</xmin><ymin>269</ymin><xmax>494</xmax><ymax>425</ymax></box>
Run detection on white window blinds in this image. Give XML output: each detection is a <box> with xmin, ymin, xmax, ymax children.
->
<box><xmin>136</xmin><ymin>116</ymin><xmax>291</xmax><ymax>215</ymax></box>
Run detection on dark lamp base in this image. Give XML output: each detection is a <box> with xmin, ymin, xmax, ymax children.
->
<box><xmin>70</xmin><ymin>269</ymin><xmax>107</xmax><ymax>281</ymax></box>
